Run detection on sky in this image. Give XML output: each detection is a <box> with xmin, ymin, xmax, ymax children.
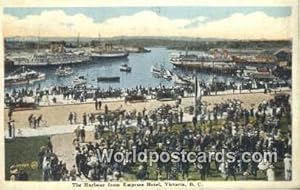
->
<box><xmin>3</xmin><ymin>7</ymin><xmax>292</xmax><ymax>40</ymax></box>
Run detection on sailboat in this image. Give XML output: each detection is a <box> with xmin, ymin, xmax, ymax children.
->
<box><xmin>163</xmin><ymin>69</ymin><xmax>173</xmax><ymax>81</ymax></box>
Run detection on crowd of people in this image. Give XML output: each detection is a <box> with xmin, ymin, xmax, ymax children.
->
<box><xmin>6</xmin><ymin>91</ymin><xmax>292</xmax><ymax>181</ymax></box>
<box><xmin>4</xmin><ymin>74</ymin><xmax>291</xmax><ymax>109</ymax></box>
<box><xmin>37</xmin><ymin>137</ymin><xmax>78</xmax><ymax>181</ymax></box>
<box><xmin>5</xmin><ymin>75</ymin><xmax>292</xmax><ymax>181</ymax></box>
<box><xmin>4</xmin><ymin>84</ymin><xmax>189</xmax><ymax>107</ymax></box>
<box><xmin>8</xmin><ymin>136</ymin><xmax>75</xmax><ymax>181</ymax></box>
<box><xmin>64</xmin><ymin>93</ymin><xmax>292</xmax><ymax>181</ymax></box>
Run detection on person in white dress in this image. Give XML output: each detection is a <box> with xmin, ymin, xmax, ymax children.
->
<box><xmin>266</xmin><ymin>165</ymin><xmax>275</xmax><ymax>181</ymax></box>
<box><xmin>284</xmin><ymin>153</ymin><xmax>292</xmax><ymax>180</ymax></box>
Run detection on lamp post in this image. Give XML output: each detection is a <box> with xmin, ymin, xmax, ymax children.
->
<box><xmin>194</xmin><ymin>69</ymin><xmax>202</xmax><ymax>117</ymax></box>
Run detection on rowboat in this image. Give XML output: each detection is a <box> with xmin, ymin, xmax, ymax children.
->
<box><xmin>97</xmin><ymin>77</ymin><xmax>120</xmax><ymax>82</ymax></box>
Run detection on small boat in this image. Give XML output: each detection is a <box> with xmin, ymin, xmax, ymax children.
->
<box><xmin>5</xmin><ymin>66</ymin><xmax>46</xmax><ymax>87</ymax></box>
<box><xmin>73</xmin><ymin>76</ymin><xmax>87</xmax><ymax>86</ymax></box>
<box><xmin>144</xmin><ymin>48</ymin><xmax>151</xmax><ymax>53</ymax></box>
<box><xmin>120</xmin><ymin>64</ymin><xmax>132</xmax><ymax>72</ymax></box>
<box><xmin>173</xmin><ymin>73</ymin><xmax>191</xmax><ymax>85</ymax></box>
<box><xmin>151</xmin><ymin>65</ymin><xmax>163</xmax><ymax>77</ymax></box>
<box><xmin>163</xmin><ymin>69</ymin><xmax>173</xmax><ymax>81</ymax></box>
<box><xmin>97</xmin><ymin>76</ymin><xmax>120</xmax><ymax>82</ymax></box>
<box><xmin>55</xmin><ymin>66</ymin><xmax>73</xmax><ymax>76</ymax></box>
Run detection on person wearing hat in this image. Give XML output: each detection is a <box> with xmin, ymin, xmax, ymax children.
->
<box><xmin>80</xmin><ymin>126</ymin><xmax>86</xmax><ymax>143</ymax></box>
<box><xmin>104</xmin><ymin>104</ymin><xmax>108</xmax><ymax>114</ymax></box>
<box><xmin>12</xmin><ymin>121</ymin><xmax>16</xmax><ymax>139</ymax></box>
<box><xmin>82</xmin><ymin>113</ymin><xmax>87</xmax><ymax>126</ymax></box>
<box><xmin>68</xmin><ymin>112</ymin><xmax>73</xmax><ymax>124</ymax></box>
<box><xmin>8</xmin><ymin>107</ymin><xmax>13</xmax><ymax>121</ymax></box>
<box><xmin>98</xmin><ymin>100</ymin><xmax>102</xmax><ymax>110</ymax></box>
<box><xmin>74</xmin><ymin>125</ymin><xmax>81</xmax><ymax>140</ymax></box>
<box><xmin>47</xmin><ymin>137</ymin><xmax>53</xmax><ymax>153</ymax></box>
<box><xmin>69</xmin><ymin>165</ymin><xmax>77</xmax><ymax>181</ymax></box>
<box><xmin>28</xmin><ymin>114</ymin><xmax>33</xmax><ymax>128</ymax></box>
<box><xmin>179</xmin><ymin>108</ymin><xmax>183</xmax><ymax>123</ymax></box>
<box><xmin>94</xmin><ymin>98</ymin><xmax>98</xmax><ymax>110</ymax></box>
<box><xmin>8</xmin><ymin>120</ymin><xmax>14</xmax><ymax>138</ymax></box>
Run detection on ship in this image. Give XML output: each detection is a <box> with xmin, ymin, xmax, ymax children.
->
<box><xmin>169</xmin><ymin>48</ymin><xmax>237</xmax><ymax>73</ymax></box>
<box><xmin>90</xmin><ymin>44</ymin><xmax>129</xmax><ymax>59</ymax></box>
<box><xmin>5</xmin><ymin>66</ymin><xmax>46</xmax><ymax>87</ymax></box>
<box><xmin>11</xmin><ymin>51</ymin><xmax>90</xmax><ymax>66</ymax></box>
<box><xmin>10</xmin><ymin>40</ymin><xmax>90</xmax><ymax>66</ymax></box>
<box><xmin>125</xmin><ymin>46</ymin><xmax>151</xmax><ymax>53</ymax></box>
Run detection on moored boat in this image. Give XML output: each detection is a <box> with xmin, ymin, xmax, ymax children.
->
<box><xmin>73</xmin><ymin>76</ymin><xmax>87</xmax><ymax>86</ymax></box>
<box><xmin>55</xmin><ymin>66</ymin><xmax>73</xmax><ymax>76</ymax></box>
<box><xmin>12</xmin><ymin>50</ymin><xmax>90</xmax><ymax>66</ymax></box>
<box><xmin>172</xmin><ymin>73</ymin><xmax>191</xmax><ymax>85</ymax></box>
<box><xmin>97</xmin><ymin>76</ymin><xmax>120</xmax><ymax>82</ymax></box>
<box><xmin>151</xmin><ymin>65</ymin><xmax>163</xmax><ymax>77</ymax></box>
<box><xmin>91</xmin><ymin>51</ymin><xmax>129</xmax><ymax>59</ymax></box>
<box><xmin>169</xmin><ymin>49</ymin><xmax>236</xmax><ymax>73</ymax></box>
<box><xmin>5</xmin><ymin>66</ymin><xmax>46</xmax><ymax>87</ymax></box>
<box><xmin>91</xmin><ymin>44</ymin><xmax>129</xmax><ymax>59</ymax></box>
<box><xmin>163</xmin><ymin>69</ymin><xmax>173</xmax><ymax>81</ymax></box>
<box><xmin>120</xmin><ymin>64</ymin><xmax>132</xmax><ymax>72</ymax></box>
<box><xmin>151</xmin><ymin>65</ymin><xmax>173</xmax><ymax>81</ymax></box>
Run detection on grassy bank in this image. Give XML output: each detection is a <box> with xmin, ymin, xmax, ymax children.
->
<box><xmin>5</xmin><ymin>136</ymin><xmax>49</xmax><ymax>180</ymax></box>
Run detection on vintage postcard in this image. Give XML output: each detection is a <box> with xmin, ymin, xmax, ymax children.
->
<box><xmin>0</xmin><ymin>0</ymin><xmax>299</xmax><ymax>189</ymax></box>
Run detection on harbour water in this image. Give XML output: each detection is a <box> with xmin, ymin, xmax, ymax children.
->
<box><xmin>5</xmin><ymin>47</ymin><xmax>240</xmax><ymax>92</ymax></box>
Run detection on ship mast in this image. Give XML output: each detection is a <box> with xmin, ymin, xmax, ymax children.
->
<box><xmin>77</xmin><ymin>32</ymin><xmax>80</xmax><ymax>48</ymax></box>
<box><xmin>37</xmin><ymin>30</ymin><xmax>40</xmax><ymax>53</ymax></box>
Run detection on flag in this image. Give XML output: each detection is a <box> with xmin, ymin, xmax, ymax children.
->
<box><xmin>194</xmin><ymin>72</ymin><xmax>198</xmax><ymax>116</ymax></box>
<box><xmin>194</xmin><ymin>74</ymin><xmax>198</xmax><ymax>98</ymax></box>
